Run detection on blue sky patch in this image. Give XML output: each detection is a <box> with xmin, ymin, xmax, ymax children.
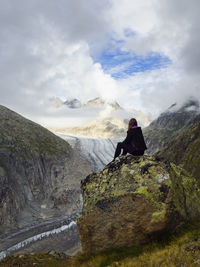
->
<box><xmin>90</xmin><ymin>34</ymin><xmax>171</xmax><ymax>79</ymax></box>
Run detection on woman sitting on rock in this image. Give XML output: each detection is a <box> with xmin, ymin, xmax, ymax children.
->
<box><xmin>113</xmin><ymin>118</ymin><xmax>147</xmax><ymax>160</ymax></box>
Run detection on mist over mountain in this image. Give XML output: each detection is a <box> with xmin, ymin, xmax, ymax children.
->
<box><xmin>48</xmin><ymin>96</ymin><xmax>151</xmax><ymax>138</ymax></box>
<box><xmin>83</xmin><ymin>97</ymin><xmax>122</xmax><ymax>110</ymax></box>
<box><xmin>50</xmin><ymin>97</ymin><xmax>122</xmax><ymax>110</ymax></box>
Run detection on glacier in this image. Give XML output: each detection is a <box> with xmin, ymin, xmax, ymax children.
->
<box><xmin>58</xmin><ymin>134</ymin><xmax>122</xmax><ymax>172</ymax></box>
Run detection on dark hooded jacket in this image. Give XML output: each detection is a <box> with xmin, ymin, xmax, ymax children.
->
<box><xmin>123</xmin><ymin>127</ymin><xmax>147</xmax><ymax>152</ymax></box>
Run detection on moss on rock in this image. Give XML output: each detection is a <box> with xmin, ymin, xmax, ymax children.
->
<box><xmin>81</xmin><ymin>156</ymin><xmax>169</xmax><ymax>216</ymax></box>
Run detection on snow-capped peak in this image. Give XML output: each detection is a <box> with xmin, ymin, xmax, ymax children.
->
<box><xmin>63</xmin><ymin>98</ymin><xmax>82</xmax><ymax>109</ymax></box>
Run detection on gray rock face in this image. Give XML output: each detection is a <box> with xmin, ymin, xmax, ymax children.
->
<box><xmin>0</xmin><ymin>105</ymin><xmax>91</xmax><ymax>234</ymax></box>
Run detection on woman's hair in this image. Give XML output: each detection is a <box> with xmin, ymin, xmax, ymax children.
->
<box><xmin>128</xmin><ymin>118</ymin><xmax>138</xmax><ymax>130</ymax></box>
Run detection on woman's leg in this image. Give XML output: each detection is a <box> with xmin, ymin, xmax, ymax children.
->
<box><xmin>122</xmin><ymin>148</ymin><xmax>128</xmax><ymax>155</ymax></box>
<box><xmin>114</xmin><ymin>142</ymin><xmax>128</xmax><ymax>159</ymax></box>
<box><xmin>114</xmin><ymin>142</ymin><xmax>123</xmax><ymax>159</ymax></box>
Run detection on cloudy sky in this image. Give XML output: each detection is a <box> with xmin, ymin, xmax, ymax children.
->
<box><xmin>1</xmin><ymin>0</ymin><xmax>200</xmax><ymax>126</ymax></box>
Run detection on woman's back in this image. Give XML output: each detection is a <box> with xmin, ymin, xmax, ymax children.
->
<box><xmin>125</xmin><ymin>127</ymin><xmax>147</xmax><ymax>151</ymax></box>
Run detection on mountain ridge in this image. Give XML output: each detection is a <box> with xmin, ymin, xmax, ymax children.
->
<box><xmin>143</xmin><ymin>99</ymin><xmax>200</xmax><ymax>154</ymax></box>
<box><xmin>0</xmin><ymin>105</ymin><xmax>91</xmax><ymax>234</ymax></box>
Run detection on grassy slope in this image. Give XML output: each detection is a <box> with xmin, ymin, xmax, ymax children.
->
<box><xmin>0</xmin><ymin>105</ymin><xmax>71</xmax><ymax>159</ymax></box>
<box><xmin>1</xmin><ymin>219</ymin><xmax>200</xmax><ymax>266</ymax></box>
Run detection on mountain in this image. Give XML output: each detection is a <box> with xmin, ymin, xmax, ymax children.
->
<box><xmin>156</xmin><ymin>121</ymin><xmax>200</xmax><ymax>182</ymax></box>
<box><xmin>63</xmin><ymin>99</ymin><xmax>82</xmax><ymax>109</ymax></box>
<box><xmin>50</xmin><ymin>97</ymin><xmax>121</xmax><ymax>110</ymax></box>
<box><xmin>84</xmin><ymin>97</ymin><xmax>122</xmax><ymax>110</ymax></box>
<box><xmin>1</xmin><ymin>100</ymin><xmax>200</xmax><ymax>262</ymax></box>
<box><xmin>143</xmin><ymin>99</ymin><xmax>200</xmax><ymax>155</ymax></box>
<box><xmin>48</xmin><ymin>96</ymin><xmax>151</xmax><ymax>138</ymax></box>
<box><xmin>0</xmin><ymin>105</ymin><xmax>91</xmax><ymax>235</ymax></box>
<box><xmin>51</xmin><ymin>97</ymin><xmax>121</xmax><ymax>110</ymax></box>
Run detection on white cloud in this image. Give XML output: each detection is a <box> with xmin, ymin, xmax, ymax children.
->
<box><xmin>0</xmin><ymin>0</ymin><xmax>200</xmax><ymax>127</ymax></box>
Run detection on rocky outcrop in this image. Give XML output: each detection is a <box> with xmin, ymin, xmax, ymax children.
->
<box><xmin>0</xmin><ymin>105</ymin><xmax>91</xmax><ymax>233</ymax></box>
<box><xmin>77</xmin><ymin>155</ymin><xmax>200</xmax><ymax>253</ymax></box>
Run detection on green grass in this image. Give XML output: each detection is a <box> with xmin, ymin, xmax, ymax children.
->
<box><xmin>1</xmin><ymin>219</ymin><xmax>200</xmax><ymax>266</ymax></box>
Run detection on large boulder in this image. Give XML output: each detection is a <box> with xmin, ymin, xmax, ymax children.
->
<box><xmin>77</xmin><ymin>155</ymin><xmax>200</xmax><ymax>253</ymax></box>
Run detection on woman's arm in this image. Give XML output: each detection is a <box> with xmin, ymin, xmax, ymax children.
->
<box><xmin>123</xmin><ymin>130</ymin><xmax>132</xmax><ymax>144</ymax></box>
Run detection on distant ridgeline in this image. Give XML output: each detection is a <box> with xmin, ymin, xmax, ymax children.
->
<box><xmin>143</xmin><ymin>99</ymin><xmax>200</xmax><ymax>155</ymax></box>
<box><xmin>78</xmin><ymin>99</ymin><xmax>200</xmax><ymax>253</ymax></box>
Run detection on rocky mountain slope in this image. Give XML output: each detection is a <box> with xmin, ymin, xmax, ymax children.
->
<box><xmin>156</xmin><ymin>121</ymin><xmax>200</xmax><ymax>182</ymax></box>
<box><xmin>77</xmin><ymin>155</ymin><xmax>200</xmax><ymax>253</ymax></box>
<box><xmin>143</xmin><ymin>99</ymin><xmax>200</xmax><ymax>154</ymax></box>
<box><xmin>0</xmin><ymin>105</ymin><xmax>91</xmax><ymax>235</ymax></box>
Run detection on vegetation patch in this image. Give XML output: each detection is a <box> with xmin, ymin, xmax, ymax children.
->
<box><xmin>1</xmin><ymin>220</ymin><xmax>200</xmax><ymax>266</ymax></box>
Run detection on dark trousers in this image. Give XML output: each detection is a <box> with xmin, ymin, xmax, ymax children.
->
<box><xmin>114</xmin><ymin>142</ymin><xmax>144</xmax><ymax>159</ymax></box>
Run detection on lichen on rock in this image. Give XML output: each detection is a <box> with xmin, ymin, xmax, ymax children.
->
<box><xmin>77</xmin><ymin>155</ymin><xmax>200</xmax><ymax>253</ymax></box>
<box><xmin>170</xmin><ymin>163</ymin><xmax>200</xmax><ymax>218</ymax></box>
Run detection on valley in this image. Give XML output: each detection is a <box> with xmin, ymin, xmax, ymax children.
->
<box><xmin>0</xmin><ymin>134</ymin><xmax>120</xmax><ymax>259</ymax></box>
<box><xmin>0</xmin><ymin>213</ymin><xmax>80</xmax><ymax>259</ymax></box>
<box><xmin>0</xmin><ymin>99</ymin><xmax>200</xmax><ymax>263</ymax></box>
